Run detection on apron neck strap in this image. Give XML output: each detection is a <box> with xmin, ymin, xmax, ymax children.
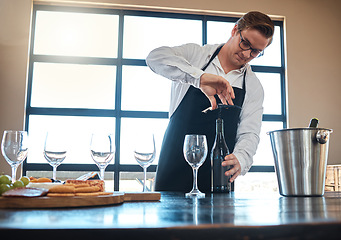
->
<box><xmin>201</xmin><ymin>45</ymin><xmax>223</xmax><ymax>71</ymax></box>
<box><xmin>242</xmin><ymin>69</ymin><xmax>247</xmax><ymax>91</ymax></box>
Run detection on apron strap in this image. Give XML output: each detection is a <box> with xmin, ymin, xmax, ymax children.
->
<box><xmin>201</xmin><ymin>45</ymin><xmax>224</xmax><ymax>71</ymax></box>
<box><xmin>242</xmin><ymin>69</ymin><xmax>247</xmax><ymax>91</ymax></box>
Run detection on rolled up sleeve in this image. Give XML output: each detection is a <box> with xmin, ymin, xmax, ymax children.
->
<box><xmin>146</xmin><ymin>43</ymin><xmax>207</xmax><ymax>88</ymax></box>
<box><xmin>233</xmin><ymin>76</ymin><xmax>264</xmax><ymax>175</ymax></box>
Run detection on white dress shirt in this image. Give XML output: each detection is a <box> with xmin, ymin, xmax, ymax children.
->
<box><xmin>146</xmin><ymin>43</ymin><xmax>264</xmax><ymax>175</ymax></box>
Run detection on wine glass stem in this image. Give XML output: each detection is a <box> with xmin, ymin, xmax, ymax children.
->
<box><xmin>53</xmin><ymin>166</ymin><xmax>57</xmax><ymax>180</ymax></box>
<box><xmin>143</xmin><ymin>166</ymin><xmax>147</xmax><ymax>192</ymax></box>
<box><xmin>192</xmin><ymin>167</ymin><xmax>199</xmax><ymax>191</ymax></box>
<box><xmin>100</xmin><ymin>168</ymin><xmax>105</xmax><ymax>180</ymax></box>
<box><xmin>11</xmin><ymin>166</ymin><xmax>18</xmax><ymax>183</ymax></box>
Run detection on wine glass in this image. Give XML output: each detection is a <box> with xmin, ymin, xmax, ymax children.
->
<box><xmin>134</xmin><ymin>133</ymin><xmax>156</xmax><ymax>192</ymax></box>
<box><xmin>1</xmin><ymin>130</ymin><xmax>29</xmax><ymax>183</ymax></box>
<box><xmin>183</xmin><ymin>134</ymin><xmax>208</xmax><ymax>198</ymax></box>
<box><xmin>44</xmin><ymin>132</ymin><xmax>67</xmax><ymax>181</ymax></box>
<box><xmin>90</xmin><ymin>133</ymin><xmax>115</xmax><ymax>180</ymax></box>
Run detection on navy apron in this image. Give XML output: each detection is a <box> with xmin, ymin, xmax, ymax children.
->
<box><xmin>155</xmin><ymin>45</ymin><xmax>246</xmax><ymax>193</ymax></box>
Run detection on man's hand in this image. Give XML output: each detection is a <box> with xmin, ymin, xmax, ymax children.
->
<box><xmin>199</xmin><ymin>73</ymin><xmax>235</xmax><ymax>110</ymax></box>
<box><xmin>222</xmin><ymin>154</ymin><xmax>241</xmax><ymax>182</ymax></box>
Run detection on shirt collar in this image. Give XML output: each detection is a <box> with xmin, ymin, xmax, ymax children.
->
<box><xmin>212</xmin><ymin>56</ymin><xmax>249</xmax><ymax>75</ymax></box>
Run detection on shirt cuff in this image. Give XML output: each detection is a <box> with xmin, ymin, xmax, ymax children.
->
<box><xmin>233</xmin><ymin>152</ymin><xmax>252</xmax><ymax>176</ymax></box>
<box><xmin>193</xmin><ymin>70</ymin><xmax>205</xmax><ymax>88</ymax></box>
<box><xmin>169</xmin><ymin>62</ymin><xmax>204</xmax><ymax>88</ymax></box>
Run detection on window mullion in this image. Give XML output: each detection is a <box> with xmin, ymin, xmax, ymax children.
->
<box><xmin>113</xmin><ymin>11</ymin><xmax>124</xmax><ymax>191</ymax></box>
<box><xmin>202</xmin><ymin>15</ymin><xmax>207</xmax><ymax>46</ymax></box>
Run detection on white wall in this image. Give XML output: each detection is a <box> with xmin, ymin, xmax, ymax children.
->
<box><xmin>1</xmin><ymin>0</ymin><xmax>340</xmax><ymax>176</ymax></box>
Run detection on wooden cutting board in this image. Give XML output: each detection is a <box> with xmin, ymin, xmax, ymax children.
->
<box><xmin>123</xmin><ymin>192</ymin><xmax>161</xmax><ymax>202</ymax></box>
<box><xmin>0</xmin><ymin>192</ymin><xmax>124</xmax><ymax>209</ymax></box>
<box><xmin>0</xmin><ymin>192</ymin><xmax>161</xmax><ymax>209</ymax></box>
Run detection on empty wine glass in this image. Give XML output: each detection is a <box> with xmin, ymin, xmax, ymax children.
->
<box><xmin>90</xmin><ymin>133</ymin><xmax>115</xmax><ymax>180</ymax></box>
<box><xmin>1</xmin><ymin>130</ymin><xmax>29</xmax><ymax>182</ymax></box>
<box><xmin>44</xmin><ymin>132</ymin><xmax>67</xmax><ymax>181</ymax></box>
<box><xmin>183</xmin><ymin>134</ymin><xmax>208</xmax><ymax>198</ymax></box>
<box><xmin>134</xmin><ymin>133</ymin><xmax>156</xmax><ymax>192</ymax></box>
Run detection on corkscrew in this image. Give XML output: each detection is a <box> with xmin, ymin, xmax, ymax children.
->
<box><xmin>202</xmin><ymin>103</ymin><xmax>242</xmax><ymax>114</ymax></box>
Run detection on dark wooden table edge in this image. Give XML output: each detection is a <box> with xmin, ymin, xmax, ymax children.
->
<box><xmin>2</xmin><ymin>222</ymin><xmax>341</xmax><ymax>240</ymax></box>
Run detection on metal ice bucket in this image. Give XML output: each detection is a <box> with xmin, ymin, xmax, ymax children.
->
<box><xmin>267</xmin><ymin>128</ymin><xmax>333</xmax><ymax>196</ymax></box>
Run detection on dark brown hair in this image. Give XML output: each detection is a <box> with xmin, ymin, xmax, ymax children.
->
<box><xmin>236</xmin><ymin>11</ymin><xmax>275</xmax><ymax>46</ymax></box>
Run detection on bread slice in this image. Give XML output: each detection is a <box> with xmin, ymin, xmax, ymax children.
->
<box><xmin>65</xmin><ymin>179</ymin><xmax>105</xmax><ymax>192</ymax></box>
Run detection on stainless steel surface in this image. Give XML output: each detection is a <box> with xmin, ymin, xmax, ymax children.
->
<box><xmin>267</xmin><ymin>128</ymin><xmax>333</xmax><ymax>196</ymax></box>
<box><xmin>316</xmin><ymin>129</ymin><xmax>330</xmax><ymax>144</ymax></box>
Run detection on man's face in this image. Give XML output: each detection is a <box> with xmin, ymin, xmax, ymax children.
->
<box><xmin>227</xmin><ymin>26</ymin><xmax>270</xmax><ymax>68</ymax></box>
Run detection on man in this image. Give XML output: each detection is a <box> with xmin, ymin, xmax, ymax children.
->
<box><xmin>146</xmin><ymin>11</ymin><xmax>274</xmax><ymax>192</ymax></box>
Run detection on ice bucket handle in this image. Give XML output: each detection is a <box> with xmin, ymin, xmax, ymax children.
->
<box><xmin>316</xmin><ymin>130</ymin><xmax>330</xmax><ymax>144</ymax></box>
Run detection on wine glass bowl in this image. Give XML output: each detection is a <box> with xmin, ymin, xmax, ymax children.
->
<box><xmin>44</xmin><ymin>132</ymin><xmax>67</xmax><ymax>181</ymax></box>
<box><xmin>134</xmin><ymin>151</ymin><xmax>155</xmax><ymax>168</ymax></box>
<box><xmin>134</xmin><ymin>133</ymin><xmax>155</xmax><ymax>192</ymax></box>
<box><xmin>90</xmin><ymin>133</ymin><xmax>115</xmax><ymax>180</ymax></box>
<box><xmin>1</xmin><ymin>130</ymin><xmax>29</xmax><ymax>182</ymax></box>
<box><xmin>184</xmin><ymin>145</ymin><xmax>207</xmax><ymax>168</ymax></box>
<box><xmin>183</xmin><ymin>134</ymin><xmax>208</xmax><ymax>198</ymax></box>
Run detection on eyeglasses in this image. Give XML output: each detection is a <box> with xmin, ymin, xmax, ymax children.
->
<box><xmin>239</xmin><ymin>32</ymin><xmax>264</xmax><ymax>58</ymax></box>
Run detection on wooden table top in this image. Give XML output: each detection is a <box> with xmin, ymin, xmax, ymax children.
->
<box><xmin>1</xmin><ymin>191</ymin><xmax>341</xmax><ymax>239</ymax></box>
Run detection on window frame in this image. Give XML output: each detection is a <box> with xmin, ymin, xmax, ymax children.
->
<box><xmin>24</xmin><ymin>4</ymin><xmax>286</xmax><ymax>191</ymax></box>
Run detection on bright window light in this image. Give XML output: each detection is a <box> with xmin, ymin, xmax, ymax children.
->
<box><xmin>34</xmin><ymin>11</ymin><xmax>119</xmax><ymax>58</ymax></box>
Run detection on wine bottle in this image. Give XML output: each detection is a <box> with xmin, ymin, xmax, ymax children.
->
<box><xmin>210</xmin><ymin>117</ymin><xmax>230</xmax><ymax>193</ymax></box>
<box><xmin>308</xmin><ymin>118</ymin><xmax>319</xmax><ymax>128</ymax></box>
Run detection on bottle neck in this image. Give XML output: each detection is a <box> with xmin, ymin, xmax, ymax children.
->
<box><xmin>309</xmin><ymin>118</ymin><xmax>319</xmax><ymax>128</ymax></box>
<box><xmin>216</xmin><ymin>118</ymin><xmax>225</xmax><ymax>138</ymax></box>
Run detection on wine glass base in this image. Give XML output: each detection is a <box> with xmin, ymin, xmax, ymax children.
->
<box><xmin>185</xmin><ymin>190</ymin><xmax>205</xmax><ymax>198</ymax></box>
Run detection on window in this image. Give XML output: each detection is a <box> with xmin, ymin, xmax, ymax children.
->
<box><xmin>24</xmin><ymin>5</ymin><xmax>286</xmax><ymax>192</ymax></box>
